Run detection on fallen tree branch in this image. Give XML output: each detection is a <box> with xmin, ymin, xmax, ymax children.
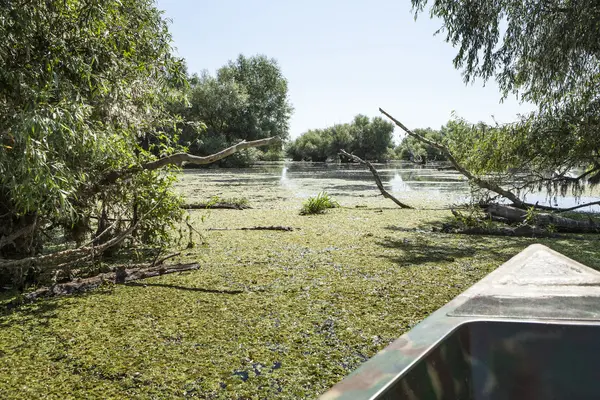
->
<box><xmin>208</xmin><ymin>226</ymin><xmax>296</xmax><ymax>231</ymax></box>
<box><xmin>485</xmin><ymin>203</ymin><xmax>600</xmax><ymax>233</ymax></box>
<box><xmin>97</xmin><ymin>136</ymin><xmax>281</xmax><ymax>189</ymax></box>
<box><xmin>0</xmin><ymin>199</ymin><xmax>161</xmax><ymax>269</ymax></box>
<box><xmin>182</xmin><ymin>202</ymin><xmax>251</xmax><ymax>210</ymax></box>
<box><xmin>441</xmin><ymin>223</ymin><xmax>557</xmax><ymax>237</ymax></box>
<box><xmin>339</xmin><ymin>149</ymin><xmax>413</xmax><ymax>209</ymax></box>
<box><xmin>380</xmin><ymin>108</ymin><xmax>600</xmax><ymax>213</ymax></box>
<box><xmin>553</xmin><ymin>200</ymin><xmax>600</xmax><ymax>213</ymax></box>
<box><xmin>0</xmin><ymin>222</ymin><xmax>132</xmax><ymax>269</ymax></box>
<box><xmin>379</xmin><ymin>108</ymin><xmax>530</xmax><ymax>208</ymax></box>
<box><xmin>153</xmin><ymin>252</ymin><xmax>181</xmax><ymax>266</ymax></box>
<box><xmin>16</xmin><ymin>262</ymin><xmax>200</xmax><ymax>303</ymax></box>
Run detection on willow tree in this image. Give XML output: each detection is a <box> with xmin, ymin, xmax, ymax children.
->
<box><xmin>0</xmin><ymin>0</ymin><xmax>278</xmax><ymax>286</ymax></box>
<box><xmin>384</xmin><ymin>0</ymin><xmax>600</xmax><ymax>209</ymax></box>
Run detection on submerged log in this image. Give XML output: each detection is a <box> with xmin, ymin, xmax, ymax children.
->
<box><xmin>442</xmin><ymin>224</ymin><xmax>556</xmax><ymax>237</ymax></box>
<box><xmin>208</xmin><ymin>226</ymin><xmax>296</xmax><ymax>231</ymax></box>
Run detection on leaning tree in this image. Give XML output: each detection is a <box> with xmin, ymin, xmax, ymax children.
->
<box><xmin>0</xmin><ymin>0</ymin><xmax>279</xmax><ymax>287</ymax></box>
<box><xmin>382</xmin><ymin>0</ymin><xmax>600</xmax><ymax>211</ymax></box>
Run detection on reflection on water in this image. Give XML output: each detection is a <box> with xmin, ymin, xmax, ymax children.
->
<box><xmin>179</xmin><ymin>161</ymin><xmax>599</xmax><ymax>211</ymax></box>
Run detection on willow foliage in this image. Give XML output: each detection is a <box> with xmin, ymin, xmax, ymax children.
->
<box><xmin>0</xmin><ymin>1</ymin><xmax>187</xmax><ymax>267</ymax></box>
<box><xmin>412</xmin><ymin>0</ymin><xmax>600</xmax><ymax>198</ymax></box>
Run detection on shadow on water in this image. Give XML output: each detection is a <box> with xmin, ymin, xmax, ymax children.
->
<box><xmin>376</xmin><ymin>220</ymin><xmax>531</xmax><ymax>266</ymax></box>
<box><xmin>381</xmin><ymin>213</ymin><xmax>600</xmax><ymax>270</ymax></box>
<box><xmin>125</xmin><ymin>282</ymin><xmax>245</xmax><ymax>294</ymax></box>
<box><xmin>0</xmin><ymin>286</ymin><xmax>114</xmax><ymax>328</ymax></box>
<box><xmin>0</xmin><ymin>281</ymin><xmax>249</xmax><ymax>329</ymax></box>
<box><xmin>377</xmin><ymin>237</ymin><xmax>480</xmax><ymax>265</ymax></box>
<box><xmin>0</xmin><ymin>297</ymin><xmax>61</xmax><ymax>328</ymax></box>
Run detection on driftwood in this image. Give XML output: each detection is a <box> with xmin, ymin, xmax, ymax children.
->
<box><xmin>16</xmin><ymin>262</ymin><xmax>200</xmax><ymax>303</ymax></box>
<box><xmin>485</xmin><ymin>204</ymin><xmax>600</xmax><ymax>233</ymax></box>
<box><xmin>442</xmin><ymin>203</ymin><xmax>600</xmax><ymax>236</ymax></box>
<box><xmin>338</xmin><ymin>150</ymin><xmax>413</xmax><ymax>209</ymax></box>
<box><xmin>208</xmin><ymin>226</ymin><xmax>296</xmax><ymax>231</ymax></box>
<box><xmin>183</xmin><ymin>202</ymin><xmax>251</xmax><ymax>210</ymax></box>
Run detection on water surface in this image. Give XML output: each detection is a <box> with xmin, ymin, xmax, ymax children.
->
<box><xmin>176</xmin><ymin>161</ymin><xmax>600</xmax><ymax>211</ymax></box>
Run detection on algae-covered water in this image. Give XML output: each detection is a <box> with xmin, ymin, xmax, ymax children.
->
<box><xmin>176</xmin><ymin>161</ymin><xmax>600</xmax><ymax>211</ymax></box>
<box><xmin>2</xmin><ymin>163</ymin><xmax>600</xmax><ymax>400</ymax></box>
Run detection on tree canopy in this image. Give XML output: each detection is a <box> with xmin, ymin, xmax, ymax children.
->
<box><xmin>395</xmin><ymin>128</ymin><xmax>447</xmax><ymax>163</ymax></box>
<box><xmin>180</xmin><ymin>55</ymin><xmax>292</xmax><ymax>166</ymax></box>
<box><xmin>407</xmin><ymin>0</ymin><xmax>600</xmax><ymax>204</ymax></box>
<box><xmin>286</xmin><ymin>115</ymin><xmax>395</xmax><ymax>162</ymax></box>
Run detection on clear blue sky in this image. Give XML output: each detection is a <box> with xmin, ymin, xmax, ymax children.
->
<box><xmin>156</xmin><ymin>0</ymin><xmax>533</xmax><ymax>141</ymax></box>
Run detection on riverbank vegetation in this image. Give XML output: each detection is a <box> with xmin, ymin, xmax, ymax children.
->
<box><xmin>0</xmin><ymin>1</ymin><xmax>285</xmax><ymax>289</ymax></box>
<box><xmin>286</xmin><ymin>115</ymin><xmax>395</xmax><ymax>162</ymax></box>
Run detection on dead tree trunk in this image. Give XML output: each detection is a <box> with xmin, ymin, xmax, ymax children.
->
<box><xmin>16</xmin><ymin>262</ymin><xmax>200</xmax><ymax>303</ymax></box>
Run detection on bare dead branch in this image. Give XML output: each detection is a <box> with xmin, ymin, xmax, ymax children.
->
<box><xmin>97</xmin><ymin>136</ymin><xmax>281</xmax><ymax>189</ymax></box>
<box><xmin>553</xmin><ymin>201</ymin><xmax>600</xmax><ymax>213</ymax></box>
<box><xmin>86</xmin><ymin>217</ymin><xmax>121</xmax><ymax>247</ymax></box>
<box><xmin>339</xmin><ymin>149</ymin><xmax>413</xmax><ymax>209</ymax></box>
<box><xmin>183</xmin><ymin>202</ymin><xmax>251</xmax><ymax>210</ymax></box>
<box><xmin>379</xmin><ymin>107</ymin><xmax>546</xmax><ymax>210</ymax></box>
<box><xmin>154</xmin><ymin>252</ymin><xmax>181</xmax><ymax>266</ymax></box>
<box><xmin>16</xmin><ymin>263</ymin><xmax>201</xmax><ymax>303</ymax></box>
<box><xmin>144</xmin><ymin>136</ymin><xmax>281</xmax><ymax>169</ymax></box>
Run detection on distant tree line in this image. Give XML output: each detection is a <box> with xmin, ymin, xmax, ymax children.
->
<box><xmin>394</xmin><ymin>128</ymin><xmax>448</xmax><ymax>163</ymax></box>
<box><xmin>286</xmin><ymin>115</ymin><xmax>395</xmax><ymax>162</ymax></box>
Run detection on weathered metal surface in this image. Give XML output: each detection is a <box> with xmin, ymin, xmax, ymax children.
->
<box><xmin>320</xmin><ymin>244</ymin><xmax>600</xmax><ymax>400</ymax></box>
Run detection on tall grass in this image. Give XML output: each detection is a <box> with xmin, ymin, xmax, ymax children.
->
<box><xmin>300</xmin><ymin>192</ymin><xmax>339</xmax><ymax>215</ymax></box>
